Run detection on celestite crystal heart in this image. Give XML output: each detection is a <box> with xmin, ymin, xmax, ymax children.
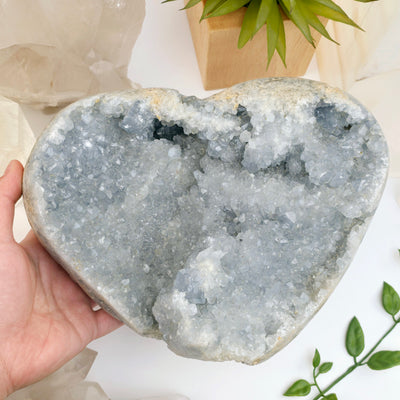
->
<box><xmin>23</xmin><ymin>78</ymin><xmax>388</xmax><ymax>364</ymax></box>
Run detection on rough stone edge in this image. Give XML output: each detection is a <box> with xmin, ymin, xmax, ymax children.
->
<box><xmin>22</xmin><ymin>78</ymin><xmax>390</xmax><ymax>361</ymax></box>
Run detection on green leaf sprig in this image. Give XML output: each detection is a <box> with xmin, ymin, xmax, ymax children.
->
<box><xmin>164</xmin><ymin>0</ymin><xmax>378</xmax><ymax>68</ymax></box>
<box><xmin>284</xmin><ymin>281</ymin><xmax>400</xmax><ymax>399</ymax></box>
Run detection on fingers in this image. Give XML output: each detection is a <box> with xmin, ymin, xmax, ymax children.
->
<box><xmin>94</xmin><ymin>309</ymin><xmax>123</xmax><ymax>339</ymax></box>
<box><xmin>21</xmin><ymin>229</ymin><xmax>38</xmax><ymax>246</ymax></box>
<box><xmin>0</xmin><ymin>160</ymin><xmax>24</xmax><ymax>243</ymax></box>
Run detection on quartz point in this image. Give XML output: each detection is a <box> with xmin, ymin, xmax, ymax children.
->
<box><xmin>316</xmin><ymin>0</ymin><xmax>400</xmax><ymax>89</ymax></box>
<box><xmin>6</xmin><ymin>348</ymin><xmax>109</xmax><ymax>400</ymax></box>
<box><xmin>0</xmin><ymin>0</ymin><xmax>145</xmax><ymax>108</ymax></box>
<box><xmin>0</xmin><ymin>95</ymin><xmax>35</xmax><ymax>175</ymax></box>
<box><xmin>23</xmin><ymin>78</ymin><xmax>389</xmax><ymax>364</ymax></box>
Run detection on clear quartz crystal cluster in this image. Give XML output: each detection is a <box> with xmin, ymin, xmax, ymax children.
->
<box><xmin>0</xmin><ymin>95</ymin><xmax>35</xmax><ymax>174</ymax></box>
<box><xmin>7</xmin><ymin>348</ymin><xmax>189</xmax><ymax>400</ymax></box>
<box><xmin>7</xmin><ymin>349</ymin><xmax>109</xmax><ymax>400</ymax></box>
<box><xmin>0</xmin><ymin>0</ymin><xmax>145</xmax><ymax>108</ymax></box>
<box><xmin>23</xmin><ymin>79</ymin><xmax>389</xmax><ymax>364</ymax></box>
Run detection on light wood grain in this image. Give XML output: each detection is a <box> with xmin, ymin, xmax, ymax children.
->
<box><xmin>186</xmin><ymin>0</ymin><xmax>326</xmax><ymax>90</ymax></box>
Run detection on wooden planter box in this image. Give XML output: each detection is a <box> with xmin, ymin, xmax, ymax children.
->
<box><xmin>186</xmin><ymin>0</ymin><xmax>326</xmax><ymax>90</ymax></box>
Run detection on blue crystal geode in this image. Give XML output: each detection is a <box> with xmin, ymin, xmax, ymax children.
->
<box><xmin>23</xmin><ymin>78</ymin><xmax>389</xmax><ymax>364</ymax></box>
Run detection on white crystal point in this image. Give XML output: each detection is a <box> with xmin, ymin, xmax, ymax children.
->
<box><xmin>7</xmin><ymin>348</ymin><xmax>101</xmax><ymax>400</ymax></box>
<box><xmin>23</xmin><ymin>78</ymin><xmax>389</xmax><ymax>364</ymax></box>
<box><xmin>0</xmin><ymin>0</ymin><xmax>145</xmax><ymax>108</ymax></box>
<box><xmin>49</xmin><ymin>382</ymin><xmax>110</xmax><ymax>400</ymax></box>
<box><xmin>0</xmin><ymin>95</ymin><xmax>35</xmax><ymax>174</ymax></box>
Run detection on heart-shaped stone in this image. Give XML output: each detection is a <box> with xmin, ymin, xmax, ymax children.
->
<box><xmin>23</xmin><ymin>78</ymin><xmax>388</xmax><ymax>364</ymax></box>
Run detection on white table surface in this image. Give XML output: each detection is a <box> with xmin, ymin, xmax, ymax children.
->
<box><xmin>14</xmin><ymin>1</ymin><xmax>400</xmax><ymax>399</ymax></box>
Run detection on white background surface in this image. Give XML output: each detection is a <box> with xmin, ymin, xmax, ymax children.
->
<box><xmin>14</xmin><ymin>1</ymin><xmax>400</xmax><ymax>399</ymax></box>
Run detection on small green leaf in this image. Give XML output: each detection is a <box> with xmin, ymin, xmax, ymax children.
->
<box><xmin>181</xmin><ymin>0</ymin><xmax>202</xmax><ymax>9</ymax></box>
<box><xmin>279</xmin><ymin>0</ymin><xmax>314</xmax><ymax>46</ymax></box>
<box><xmin>266</xmin><ymin>0</ymin><xmax>286</xmax><ymax>67</ymax></box>
<box><xmin>324</xmin><ymin>394</ymin><xmax>338</xmax><ymax>400</ymax></box>
<box><xmin>236</xmin><ymin>0</ymin><xmax>275</xmax><ymax>50</ymax></box>
<box><xmin>367</xmin><ymin>351</ymin><xmax>400</xmax><ymax>370</ymax></box>
<box><xmin>255</xmin><ymin>0</ymin><xmax>274</xmax><ymax>31</ymax></box>
<box><xmin>304</xmin><ymin>0</ymin><xmax>361</xmax><ymax>29</ymax></box>
<box><xmin>346</xmin><ymin>317</ymin><xmax>365</xmax><ymax>358</ymax></box>
<box><xmin>207</xmin><ymin>0</ymin><xmax>249</xmax><ymax>17</ymax></box>
<box><xmin>297</xmin><ymin>1</ymin><xmax>338</xmax><ymax>44</ymax></box>
<box><xmin>313</xmin><ymin>348</ymin><xmax>321</xmax><ymax>368</ymax></box>
<box><xmin>274</xmin><ymin>7</ymin><xmax>286</xmax><ymax>66</ymax></box>
<box><xmin>284</xmin><ymin>379</ymin><xmax>312</xmax><ymax>396</ymax></box>
<box><xmin>201</xmin><ymin>0</ymin><xmax>226</xmax><ymax>19</ymax></box>
<box><xmin>306</xmin><ymin>0</ymin><xmax>345</xmax><ymax>13</ymax></box>
<box><xmin>382</xmin><ymin>282</ymin><xmax>400</xmax><ymax>316</ymax></box>
<box><xmin>238</xmin><ymin>0</ymin><xmax>262</xmax><ymax>48</ymax></box>
<box><xmin>319</xmin><ymin>362</ymin><xmax>333</xmax><ymax>374</ymax></box>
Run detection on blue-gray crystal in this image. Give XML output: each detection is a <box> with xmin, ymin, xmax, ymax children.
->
<box><xmin>23</xmin><ymin>78</ymin><xmax>389</xmax><ymax>364</ymax></box>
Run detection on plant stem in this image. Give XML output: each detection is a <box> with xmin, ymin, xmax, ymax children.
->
<box><xmin>312</xmin><ymin>320</ymin><xmax>399</xmax><ymax>400</ymax></box>
<box><xmin>358</xmin><ymin>319</ymin><xmax>399</xmax><ymax>364</ymax></box>
<box><xmin>312</xmin><ymin>365</ymin><xmax>356</xmax><ymax>400</ymax></box>
<box><xmin>312</xmin><ymin>369</ymin><xmax>324</xmax><ymax>397</ymax></box>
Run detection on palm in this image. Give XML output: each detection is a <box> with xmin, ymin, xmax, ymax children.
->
<box><xmin>0</xmin><ymin>161</ymin><xmax>121</xmax><ymax>397</ymax></box>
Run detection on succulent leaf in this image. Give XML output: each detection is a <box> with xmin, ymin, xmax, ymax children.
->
<box><xmin>305</xmin><ymin>0</ymin><xmax>362</xmax><ymax>29</ymax></box>
<box><xmin>238</xmin><ymin>0</ymin><xmax>263</xmax><ymax>48</ymax></box>
<box><xmin>201</xmin><ymin>0</ymin><xmax>227</xmax><ymax>19</ymax></box>
<box><xmin>181</xmin><ymin>0</ymin><xmax>202</xmax><ymax>9</ymax></box>
<box><xmin>256</xmin><ymin>0</ymin><xmax>274</xmax><ymax>31</ymax></box>
<box><xmin>306</xmin><ymin>0</ymin><xmax>345</xmax><ymax>13</ymax></box>
<box><xmin>298</xmin><ymin>1</ymin><xmax>338</xmax><ymax>44</ymax></box>
<box><xmin>266</xmin><ymin>0</ymin><xmax>286</xmax><ymax>66</ymax></box>
<box><xmin>275</xmin><ymin>8</ymin><xmax>286</xmax><ymax>64</ymax></box>
<box><xmin>279</xmin><ymin>0</ymin><xmax>314</xmax><ymax>45</ymax></box>
<box><xmin>170</xmin><ymin>0</ymin><xmax>373</xmax><ymax>69</ymax></box>
<box><xmin>208</xmin><ymin>0</ymin><xmax>250</xmax><ymax>16</ymax></box>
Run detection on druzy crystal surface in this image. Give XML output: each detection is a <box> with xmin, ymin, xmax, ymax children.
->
<box><xmin>23</xmin><ymin>79</ymin><xmax>388</xmax><ymax>364</ymax></box>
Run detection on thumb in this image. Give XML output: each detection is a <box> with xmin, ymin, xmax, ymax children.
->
<box><xmin>0</xmin><ymin>160</ymin><xmax>24</xmax><ymax>243</ymax></box>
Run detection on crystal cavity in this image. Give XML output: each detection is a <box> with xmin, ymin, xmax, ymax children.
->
<box><xmin>23</xmin><ymin>78</ymin><xmax>389</xmax><ymax>364</ymax></box>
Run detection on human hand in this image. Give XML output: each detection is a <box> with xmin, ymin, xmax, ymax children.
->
<box><xmin>0</xmin><ymin>161</ymin><xmax>122</xmax><ymax>399</ymax></box>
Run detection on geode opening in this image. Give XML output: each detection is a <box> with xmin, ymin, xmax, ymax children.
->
<box><xmin>23</xmin><ymin>79</ymin><xmax>388</xmax><ymax>364</ymax></box>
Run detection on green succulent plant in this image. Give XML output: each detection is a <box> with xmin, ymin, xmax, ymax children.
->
<box><xmin>164</xmin><ymin>0</ymin><xmax>378</xmax><ymax>67</ymax></box>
